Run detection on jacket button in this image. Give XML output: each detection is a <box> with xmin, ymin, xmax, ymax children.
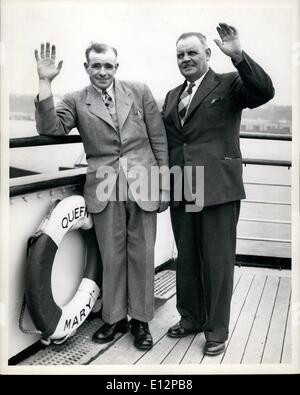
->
<box><xmin>183</xmin><ymin>143</ymin><xmax>188</xmax><ymax>147</ymax></box>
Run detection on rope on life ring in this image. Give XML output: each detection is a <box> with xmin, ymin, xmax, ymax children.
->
<box><xmin>23</xmin><ymin>195</ymin><xmax>101</xmax><ymax>345</ymax></box>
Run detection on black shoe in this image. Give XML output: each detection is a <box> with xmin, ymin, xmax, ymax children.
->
<box><xmin>131</xmin><ymin>319</ymin><xmax>153</xmax><ymax>350</ymax></box>
<box><xmin>167</xmin><ymin>322</ymin><xmax>194</xmax><ymax>338</ymax></box>
<box><xmin>92</xmin><ymin>318</ymin><xmax>128</xmax><ymax>344</ymax></box>
<box><xmin>204</xmin><ymin>341</ymin><xmax>225</xmax><ymax>356</ymax></box>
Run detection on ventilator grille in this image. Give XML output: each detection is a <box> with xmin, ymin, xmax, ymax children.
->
<box><xmin>18</xmin><ymin>318</ymin><xmax>104</xmax><ymax>365</ymax></box>
<box><xmin>154</xmin><ymin>269</ymin><xmax>176</xmax><ymax>299</ymax></box>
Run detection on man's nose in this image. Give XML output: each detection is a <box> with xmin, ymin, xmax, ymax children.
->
<box><xmin>182</xmin><ymin>53</ymin><xmax>191</xmax><ymax>62</ymax></box>
<box><xmin>99</xmin><ymin>66</ymin><xmax>107</xmax><ymax>76</ymax></box>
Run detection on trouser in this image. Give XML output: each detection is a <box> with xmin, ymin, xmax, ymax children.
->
<box><xmin>170</xmin><ymin>200</ymin><xmax>240</xmax><ymax>342</ymax></box>
<box><xmin>92</xmin><ymin>200</ymin><xmax>157</xmax><ymax>324</ymax></box>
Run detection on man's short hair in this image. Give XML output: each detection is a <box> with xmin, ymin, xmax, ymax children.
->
<box><xmin>85</xmin><ymin>42</ymin><xmax>118</xmax><ymax>63</ymax></box>
<box><xmin>176</xmin><ymin>32</ymin><xmax>208</xmax><ymax>49</ymax></box>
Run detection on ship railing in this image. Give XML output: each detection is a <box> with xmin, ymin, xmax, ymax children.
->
<box><xmin>9</xmin><ymin>131</ymin><xmax>292</xmax><ymax>268</ymax></box>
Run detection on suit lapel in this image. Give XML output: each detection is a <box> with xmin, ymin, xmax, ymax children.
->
<box><xmin>86</xmin><ymin>85</ymin><xmax>116</xmax><ymax>131</ymax></box>
<box><xmin>115</xmin><ymin>80</ymin><xmax>133</xmax><ymax>131</ymax></box>
<box><xmin>185</xmin><ymin>69</ymin><xmax>221</xmax><ymax>121</ymax></box>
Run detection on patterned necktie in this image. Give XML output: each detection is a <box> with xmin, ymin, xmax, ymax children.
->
<box><xmin>178</xmin><ymin>82</ymin><xmax>195</xmax><ymax>125</ymax></box>
<box><xmin>102</xmin><ymin>90</ymin><xmax>113</xmax><ymax>110</ymax></box>
<box><xmin>102</xmin><ymin>90</ymin><xmax>119</xmax><ymax>132</ymax></box>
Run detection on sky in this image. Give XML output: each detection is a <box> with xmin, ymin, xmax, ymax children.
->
<box><xmin>2</xmin><ymin>0</ymin><xmax>297</xmax><ymax>105</ymax></box>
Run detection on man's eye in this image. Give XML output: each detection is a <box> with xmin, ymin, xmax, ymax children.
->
<box><xmin>177</xmin><ymin>54</ymin><xmax>183</xmax><ymax>59</ymax></box>
<box><xmin>188</xmin><ymin>52</ymin><xmax>197</xmax><ymax>56</ymax></box>
<box><xmin>105</xmin><ymin>64</ymin><xmax>114</xmax><ymax>69</ymax></box>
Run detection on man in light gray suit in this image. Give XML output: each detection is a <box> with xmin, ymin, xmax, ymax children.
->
<box><xmin>34</xmin><ymin>42</ymin><xmax>169</xmax><ymax>350</ymax></box>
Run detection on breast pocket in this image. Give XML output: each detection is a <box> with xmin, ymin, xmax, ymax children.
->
<box><xmin>130</xmin><ymin>105</ymin><xmax>144</xmax><ymax>121</ymax></box>
<box><xmin>200</xmin><ymin>99</ymin><xmax>227</xmax><ymax>128</ymax></box>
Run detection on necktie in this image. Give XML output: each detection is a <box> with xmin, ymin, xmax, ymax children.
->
<box><xmin>178</xmin><ymin>82</ymin><xmax>195</xmax><ymax>125</ymax></box>
<box><xmin>102</xmin><ymin>90</ymin><xmax>113</xmax><ymax>109</ymax></box>
<box><xmin>102</xmin><ymin>90</ymin><xmax>119</xmax><ymax>132</ymax></box>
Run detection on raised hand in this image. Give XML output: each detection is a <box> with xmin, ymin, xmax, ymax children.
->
<box><xmin>34</xmin><ymin>42</ymin><xmax>63</xmax><ymax>81</ymax></box>
<box><xmin>214</xmin><ymin>23</ymin><xmax>243</xmax><ymax>62</ymax></box>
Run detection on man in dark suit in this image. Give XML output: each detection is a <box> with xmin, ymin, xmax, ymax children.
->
<box><xmin>162</xmin><ymin>23</ymin><xmax>274</xmax><ymax>355</ymax></box>
<box><xmin>34</xmin><ymin>42</ymin><xmax>169</xmax><ymax>350</ymax></box>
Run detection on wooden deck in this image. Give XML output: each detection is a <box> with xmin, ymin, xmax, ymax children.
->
<box><xmin>90</xmin><ymin>266</ymin><xmax>291</xmax><ymax>365</ymax></box>
<box><xmin>17</xmin><ymin>265</ymin><xmax>291</xmax><ymax>367</ymax></box>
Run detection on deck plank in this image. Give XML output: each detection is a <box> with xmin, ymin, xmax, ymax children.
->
<box><xmin>202</xmin><ymin>273</ymin><xmax>254</xmax><ymax>364</ymax></box>
<box><xmin>222</xmin><ymin>274</ymin><xmax>266</xmax><ymax>364</ymax></box>
<box><xmin>233</xmin><ymin>268</ymin><xmax>242</xmax><ymax>290</ymax></box>
<box><xmin>89</xmin><ymin>331</ymin><xmax>144</xmax><ymax>365</ymax></box>
<box><xmin>162</xmin><ymin>335</ymin><xmax>196</xmax><ymax>364</ymax></box>
<box><xmin>262</xmin><ymin>277</ymin><xmax>291</xmax><ymax>363</ymax></box>
<box><xmin>180</xmin><ymin>333</ymin><xmax>206</xmax><ymax>364</ymax></box>
<box><xmin>136</xmin><ymin>335</ymin><xmax>180</xmax><ymax>364</ymax></box>
<box><xmin>90</xmin><ymin>296</ymin><xmax>178</xmax><ymax>364</ymax></box>
<box><xmin>235</xmin><ymin>266</ymin><xmax>290</xmax><ymax>278</ymax></box>
<box><xmin>89</xmin><ymin>267</ymin><xmax>291</xmax><ymax>366</ymax></box>
<box><xmin>160</xmin><ymin>267</ymin><xmax>244</xmax><ymax>365</ymax></box>
<box><xmin>242</xmin><ymin>275</ymin><xmax>280</xmax><ymax>363</ymax></box>
<box><xmin>18</xmin><ymin>266</ymin><xmax>291</xmax><ymax>367</ymax></box>
<box><xmin>281</xmin><ymin>296</ymin><xmax>292</xmax><ymax>364</ymax></box>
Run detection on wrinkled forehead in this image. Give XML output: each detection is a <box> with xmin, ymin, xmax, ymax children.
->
<box><xmin>176</xmin><ymin>36</ymin><xmax>204</xmax><ymax>53</ymax></box>
<box><xmin>88</xmin><ymin>49</ymin><xmax>117</xmax><ymax>65</ymax></box>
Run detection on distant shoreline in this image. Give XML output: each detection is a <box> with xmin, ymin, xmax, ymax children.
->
<box><xmin>10</xmin><ymin>112</ymin><xmax>35</xmax><ymax>121</ymax></box>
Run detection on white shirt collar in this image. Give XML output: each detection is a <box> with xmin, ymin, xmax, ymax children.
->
<box><xmin>92</xmin><ymin>81</ymin><xmax>115</xmax><ymax>99</ymax></box>
<box><xmin>186</xmin><ymin>69</ymin><xmax>209</xmax><ymax>91</ymax></box>
<box><xmin>106</xmin><ymin>83</ymin><xmax>114</xmax><ymax>95</ymax></box>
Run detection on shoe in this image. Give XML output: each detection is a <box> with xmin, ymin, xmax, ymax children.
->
<box><xmin>167</xmin><ymin>322</ymin><xmax>194</xmax><ymax>338</ymax></box>
<box><xmin>204</xmin><ymin>341</ymin><xmax>225</xmax><ymax>356</ymax></box>
<box><xmin>131</xmin><ymin>319</ymin><xmax>153</xmax><ymax>350</ymax></box>
<box><xmin>92</xmin><ymin>318</ymin><xmax>128</xmax><ymax>344</ymax></box>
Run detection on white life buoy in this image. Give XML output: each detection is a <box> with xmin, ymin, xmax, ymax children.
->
<box><xmin>25</xmin><ymin>195</ymin><xmax>101</xmax><ymax>345</ymax></box>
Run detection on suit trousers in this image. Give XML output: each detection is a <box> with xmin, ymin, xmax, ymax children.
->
<box><xmin>170</xmin><ymin>200</ymin><xmax>240</xmax><ymax>342</ymax></box>
<box><xmin>92</xmin><ymin>200</ymin><xmax>157</xmax><ymax>324</ymax></box>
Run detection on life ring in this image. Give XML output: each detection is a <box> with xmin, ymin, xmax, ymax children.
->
<box><xmin>25</xmin><ymin>195</ymin><xmax>101</xmax><ymax>345</ymax></box>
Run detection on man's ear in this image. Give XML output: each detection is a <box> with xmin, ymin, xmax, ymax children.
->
<box><xmin>205</xmin><ymin>48</ymin><xmax>211</xmax><ymax>61</ymax></box>
<box><xmin>115</xmin><ymin>63</ymin><xmax>119</xmax><ymax>71</ymax></box>
<box><xmin>84</xmin><ymin>62</ymin><xmax>88</xmax><ymax>71</ymax></box>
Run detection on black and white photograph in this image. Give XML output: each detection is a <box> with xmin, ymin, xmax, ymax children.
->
<box><xmin>1</xmin><ymin>0</ymin><xmax>299</xmax><ymax>376</ymax></box>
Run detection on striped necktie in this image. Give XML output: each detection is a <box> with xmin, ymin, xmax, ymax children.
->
<box><xmin>101</xmin><ymin>90</ymin><xmax>119</xmax><ymax>132</ymax></box>
<box><xmin>178</xmin><ymin>82</ymin><xmax>195</xmax><ymax>125</ymax></box>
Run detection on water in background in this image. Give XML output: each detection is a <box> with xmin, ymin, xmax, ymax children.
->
<box><xmin>10</xmin><ymin>120</ymin><xmax>83</xmax><ymax>173</ymax></box>
<box><xmin>9</xmin><ymin>119</ymin><xmax>292</xmax><ymax>258</ymax></box>
<box><xmin>9</xmin><ymin>118</ymin><xmax>292</xmax><ymax>172</ymax></box>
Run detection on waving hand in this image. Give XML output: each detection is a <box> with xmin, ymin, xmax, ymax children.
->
<box><xmin>214</xmin><ymin>23</ymin><xmax>243</xmax><ymax>63</ymax></box>
<box><xmin>34</xmin><ymin>42</ymin><xmax>63</xmax><ymax>81</ymax></box>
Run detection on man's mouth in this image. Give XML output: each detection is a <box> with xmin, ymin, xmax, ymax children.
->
<box><xmin>182</xmin><ymin>64</ymin><xmax>194</xmax><ymax>70</ymax></box>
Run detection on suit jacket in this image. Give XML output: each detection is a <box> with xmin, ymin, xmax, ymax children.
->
<box><xmin>162</xmin><ymin>52</ymin><xmax>275</xmax><ymax>207</ymax></box>
<box><xmin>35</xmin><ymin>80</ymin><xmax>169</xmax><ymax>213</ymax></box>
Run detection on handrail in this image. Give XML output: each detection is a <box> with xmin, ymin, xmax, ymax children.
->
<box><xmin>237</xmin><ymin>236</ymin><xmax>291</xmax><ymax>243</ymax></box>
<box><xmin>240</xmin><ymin>132</ymin><xmax>292</xmax><ymax>141</ymax></box>
<box><xmin>244</xmin><ymin>181</ymin><xmax>290</xmax><ymax>187</ymax></box>
<box><xmin>244</xmin><ymin>199</ymin><xmax>290</xmax><ymax>205</ymax></box>
<box><xmin>10</xmin><ymin>135</ymin><xmax>82</xmax><ymax>148</ymax></box>
<box><xmin>9</xmin><ymin>168</ymin><xmax>86</xmax><ymax>197</ymax></box>
<box><xmin>9</xmin><ymin>166</ymin><xmax>292</xmax><ymax>201</ymax></box>
<box><xmin>242</xmin><ymin>158</ymin><xmax>291</xmax><ymax>167</ymax></box>
<box><xmin>9</xmin><ymin>131</ymin><xmax>292</xmax><ymax>148</ymax></box>
<box><xmin>239</xmin><ymin>217</ymin><xmax>291</xmax><ymax>225</ymax></box>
